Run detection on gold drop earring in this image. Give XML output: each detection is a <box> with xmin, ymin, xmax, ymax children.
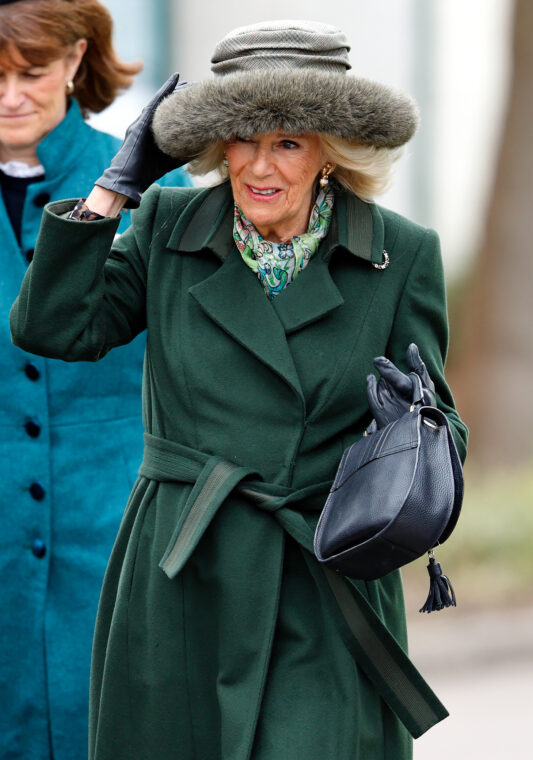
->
<box><xmin>66</xmin><ymin>80</ymin><xmax>75</xmax><ymax>95</ymax></box>
<box><xmin>319</xmin><ymin>162</ymin><xmax>334</xmax><ymax>188</ymax></box>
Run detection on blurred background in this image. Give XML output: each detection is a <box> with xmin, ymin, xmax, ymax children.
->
<box><xmin>93</xmin><ymin>0</ymin><xmax>533</xmax><ymax>756</ymax></box>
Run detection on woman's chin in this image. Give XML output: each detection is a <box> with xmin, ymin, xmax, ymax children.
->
<box><xmin>246</xmin><ymin>210</ymin><xmax>282</xmax><ymax>234</ymax></box>
<box><xmin>239</xmin><ymin>196</ymin><xmax>287</xmax><ymax>227</ymax></box>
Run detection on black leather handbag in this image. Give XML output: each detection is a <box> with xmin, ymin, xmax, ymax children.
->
<box><xmin>314</xmin><ymin>379</ymin><xmax>464</xmax><ymax>600</ymax></box>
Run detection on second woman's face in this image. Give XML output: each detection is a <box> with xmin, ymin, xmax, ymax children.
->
<box><xmin>0</xmin><ymin>40</ymin><xmax>87</xmax><ymax>164</ymax></box>
<box><xmin>225</xmin><ymin>132</ymin><xmax>326</xmax><ymax>242</ymax></box>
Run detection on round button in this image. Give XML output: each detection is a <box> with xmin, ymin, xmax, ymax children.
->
<box><xmin>33</xmin><ymin>193</ymin><xmax>50</xmax><ymax>208</ymax></box>
<box><xmin>24</xmin><ymin>420</ymin><xmax>41</xmax><ymax>438</ymax></box>
<box><xmin>30</xmin><ymin>482</ymin><xmax>46</xmax><ymax>501</ymax></box>
<box><xmin>31</xmin><ymin>539</ymin><xmax>46</xmax><ymax>559</ymax></box>
<box><xmin>25</xmin><ymin>249</ymin><xmax>34</xmax><ymax>264</ymax></box>
<box><xmin>25</xmin><ymin>362</ymin><xmax>41</xmax><ymax>381</ymax></box>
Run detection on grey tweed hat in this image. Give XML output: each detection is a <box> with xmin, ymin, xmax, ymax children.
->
<box><xmin>152</xmin><ymin>20</ymin><xmax>419</xmax><ymax>161</ymax></box>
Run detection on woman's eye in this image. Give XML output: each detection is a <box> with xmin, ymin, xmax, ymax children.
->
<box><xmin>235</xmin><ymin>136</ymin><xmax>253</xmax><ymax>144</ymax></box>
<box><xmin>23</xmin><ymin>66</ymin><xmax>49</xmax><ymax>78</ymax></box>
<box><xmin>280</xmin><ymin>140</ymin><xmax>299</xmax><ymax>149</ymax></box>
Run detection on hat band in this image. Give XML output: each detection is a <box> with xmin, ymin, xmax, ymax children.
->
<box><xmin>212</xmin><ymin>49</ymin><xmax>350</xmax><ymax>76</ymax></box>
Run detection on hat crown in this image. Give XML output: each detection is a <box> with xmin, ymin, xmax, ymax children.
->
<box><xmin>211</xmin><ymin>19</ymin><xmax>351</xmax><ymax>76</ymax></box>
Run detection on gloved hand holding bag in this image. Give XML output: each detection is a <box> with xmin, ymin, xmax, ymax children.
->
<box><xmin>366</xmin><ymin>342</ymin><xmax>436</xmax><ymax>431</ymax></box>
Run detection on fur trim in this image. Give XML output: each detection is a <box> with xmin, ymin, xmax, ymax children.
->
<box><xmin>152</xmin><ymin>70</ymin><xmax>419</xmax><ymax>160</ymax></box>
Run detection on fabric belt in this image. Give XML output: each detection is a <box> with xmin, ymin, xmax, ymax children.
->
<box><xmin>140</xmin><ymin>432</ymin><xmax>448</xmax><ymax>739</ymax></box>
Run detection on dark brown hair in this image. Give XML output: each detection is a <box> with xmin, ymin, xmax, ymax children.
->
<box><xmin>0</xmin><ymin>0</ymin><xmax>142</xmax><ymax>115</ymax></box>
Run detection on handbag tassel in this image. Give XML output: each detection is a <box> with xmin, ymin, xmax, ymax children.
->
<box><xmin>419</xmin><ymin>550</ymin><xmax>456</xmax><ymax>613</ymax></box>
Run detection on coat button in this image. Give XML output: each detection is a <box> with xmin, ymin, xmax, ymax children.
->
<box><xmin>33</xmin><ymin>193</ymin><xmax>50</xmax><ymax>207</ymax></box>
<box><xmin>24</xmin><ymin>420</ymin><xmax>41</xmax><ymax>438</ymax></box>
<box><xmin>31</xmin><ymin>539</ymin><xmax>46</xmax><ymax>559</ymax></box>
<box><xmin>30</xmin><ymin>482</ymin><xmax>46</xmax><ymax>501</ymax></box>
<box><xmin>25</xmin><ymin>362</ymin><xmax>41</xmax><ymax>381</ymax></box>
<box><xmin>25</xmin><ymin>249</ymin><xmax>34</xmax><ymax>263</ymax></box>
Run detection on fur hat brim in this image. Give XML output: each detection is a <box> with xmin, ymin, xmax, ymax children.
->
<box><xmin>152</xmin><ymin>70</ymin><xmax>419</xmax><ymax>160</ymax></box>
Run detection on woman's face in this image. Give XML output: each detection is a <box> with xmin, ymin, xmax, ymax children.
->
<box><xmin>225</xmin><ymin>131</ymin><xmax>327</xmax><ymax>242</ymax></box>
<box><xmin>0</xmin><ymin>40</ymin><xmax>87</xmax><ymax>164</ymax></box>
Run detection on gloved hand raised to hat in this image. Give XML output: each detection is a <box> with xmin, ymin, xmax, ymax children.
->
<box><xmin>366</xmin><ymin>343</ymin><xmax>437</xmax><ymax>430</ymax></box>
<box><xmin>94</xmin><ymin>73</ymin><xmax>190</xmax><ymax>208</ymax></box>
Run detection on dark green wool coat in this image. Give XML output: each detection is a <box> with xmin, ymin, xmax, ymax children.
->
<box><xmin>11</xmin><ymin>181</ymin><xmax>467</xmax><ymax>760</ymax></box>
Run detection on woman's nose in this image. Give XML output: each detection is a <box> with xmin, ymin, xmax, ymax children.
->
<box><xmin>249</xmin><ymin>146</ymin><xmax>274</xmax><ymax>177</ymax></box>
<box><xmin>0</xmin><ymin>77</ymin><xmax>26</xmax><ymax>109</ymax></box>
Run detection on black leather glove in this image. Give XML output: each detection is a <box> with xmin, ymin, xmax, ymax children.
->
<box><xmin>366</xmin><ymin>343</ymin><xmax>437</xmax><ymax>430</ymax></box>
<box><xmin>95</xmin><ymin>73</ymin><xmax>189</xmax><ymax>208</ymax></box>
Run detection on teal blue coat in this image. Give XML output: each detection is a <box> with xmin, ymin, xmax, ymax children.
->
<box><xmin>11</xmin><ymin>182</ymin><xmax>467</xmax><ymax>760</ymax></box>
<box><xmin>0</xmin><ymin>100</ymin><xmax>191</xmax><ymax>760</ymax></box>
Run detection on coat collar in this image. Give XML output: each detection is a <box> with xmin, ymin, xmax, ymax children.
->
<box><xmin>168</xmin><ymin>180</ymin><xmax>385</xmax><ymax>266</ymax></box>
<box><xmin>168</xmin><ymin>182</ymin><xmax>386</xmax><ymax>399</ymax></box>
<box><xmin>331</xmin><ymin>185</ymin><xmax>386</xmax><ymax>267</ymax></box>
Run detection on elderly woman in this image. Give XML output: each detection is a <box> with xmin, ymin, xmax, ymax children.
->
<box><xmin>11</xmin><ymin>20</ymin><xmax>467</xmax><ymax>760</ymax></box>
<box><xmin>0</xmin><ymin>0</ymin><xmax>190</xmax><ymax>758</ymax></box>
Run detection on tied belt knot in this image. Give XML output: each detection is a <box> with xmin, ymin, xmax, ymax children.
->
<box><xmin>139</xmin><ymin>432</ymin><xmax>328</xmax><ymax>578</ymax></box>
<box><xmin>139</xmin><ymin>431</ymin><xmax>448</xmax><ymax>739</ymax></box>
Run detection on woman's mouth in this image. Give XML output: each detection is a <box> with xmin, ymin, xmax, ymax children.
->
<box><xmin>246</xmin><ymin>185</ymin><xmax>282</xmax><ymax>201</ymax></box>
<box><xmin>0</xmin><ymin>113</ymin><xmax>34</xmax><ymax>119</ymax></box>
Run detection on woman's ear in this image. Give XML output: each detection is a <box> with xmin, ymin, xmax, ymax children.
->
<box><xmin>65</xmin><ymin>38</ymin><xmax>88</xmax><ymax>81</ymax></box>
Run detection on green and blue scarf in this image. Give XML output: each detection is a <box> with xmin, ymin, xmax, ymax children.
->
<box><xmin>233</xmin><ymin>187</ymin><xmax>334</xmax><ymax>299</ymax></box>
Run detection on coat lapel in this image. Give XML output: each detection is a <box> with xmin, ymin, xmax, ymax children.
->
<box><xmin>271</xmin><ymin>213</ymin><xmax>345</xmax><ymax>334</ymax></box>
<box><xmin>271</xmin><ymin>254</ymin><xmax>344</xmax><ymax>334</ymax></box>
<box><xmin>169</xmin><ymin>184</ymin><xmax>304</xmax><ymax>400</ymax></box>
<box><xmin>190</xmin><ymin>249</ymin><xmax>305</xmax><ymax>400</ymax></box>
<box><xmin>166</xmin><ymin>182</ymin><xmax>386</xmax><ymax>402</ymax></box>
<box><xmin>272</xmin><ymin>188</ymin><xmax>385</xmax><ymax>334</ymax></box>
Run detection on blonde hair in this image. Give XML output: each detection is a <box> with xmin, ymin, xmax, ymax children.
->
<box><xmin>187</xmin><ymin>135</ymin><xmax>402</xmax><ymax>201</ymax></box>
<box><xmin>317</xmin><ymin>135</ymin><xmax>402</xmax><ymax>200</ymax></box>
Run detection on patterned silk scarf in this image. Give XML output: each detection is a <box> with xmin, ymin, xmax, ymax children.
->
<box><xmin>233</xmin><ymin>187</ymin><xmax>335</xmax><ymax>299</ymax></box>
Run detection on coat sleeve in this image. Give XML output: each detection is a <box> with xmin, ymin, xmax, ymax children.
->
<box><xmin>10</xmin><ymin>184</ymin><xmax>165</xmax><ymax>362</ymax></box>
<box><xmin>385</xmin><ymin>227</ymin><xmax>468</xmax><ymax>462</ymax></box>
